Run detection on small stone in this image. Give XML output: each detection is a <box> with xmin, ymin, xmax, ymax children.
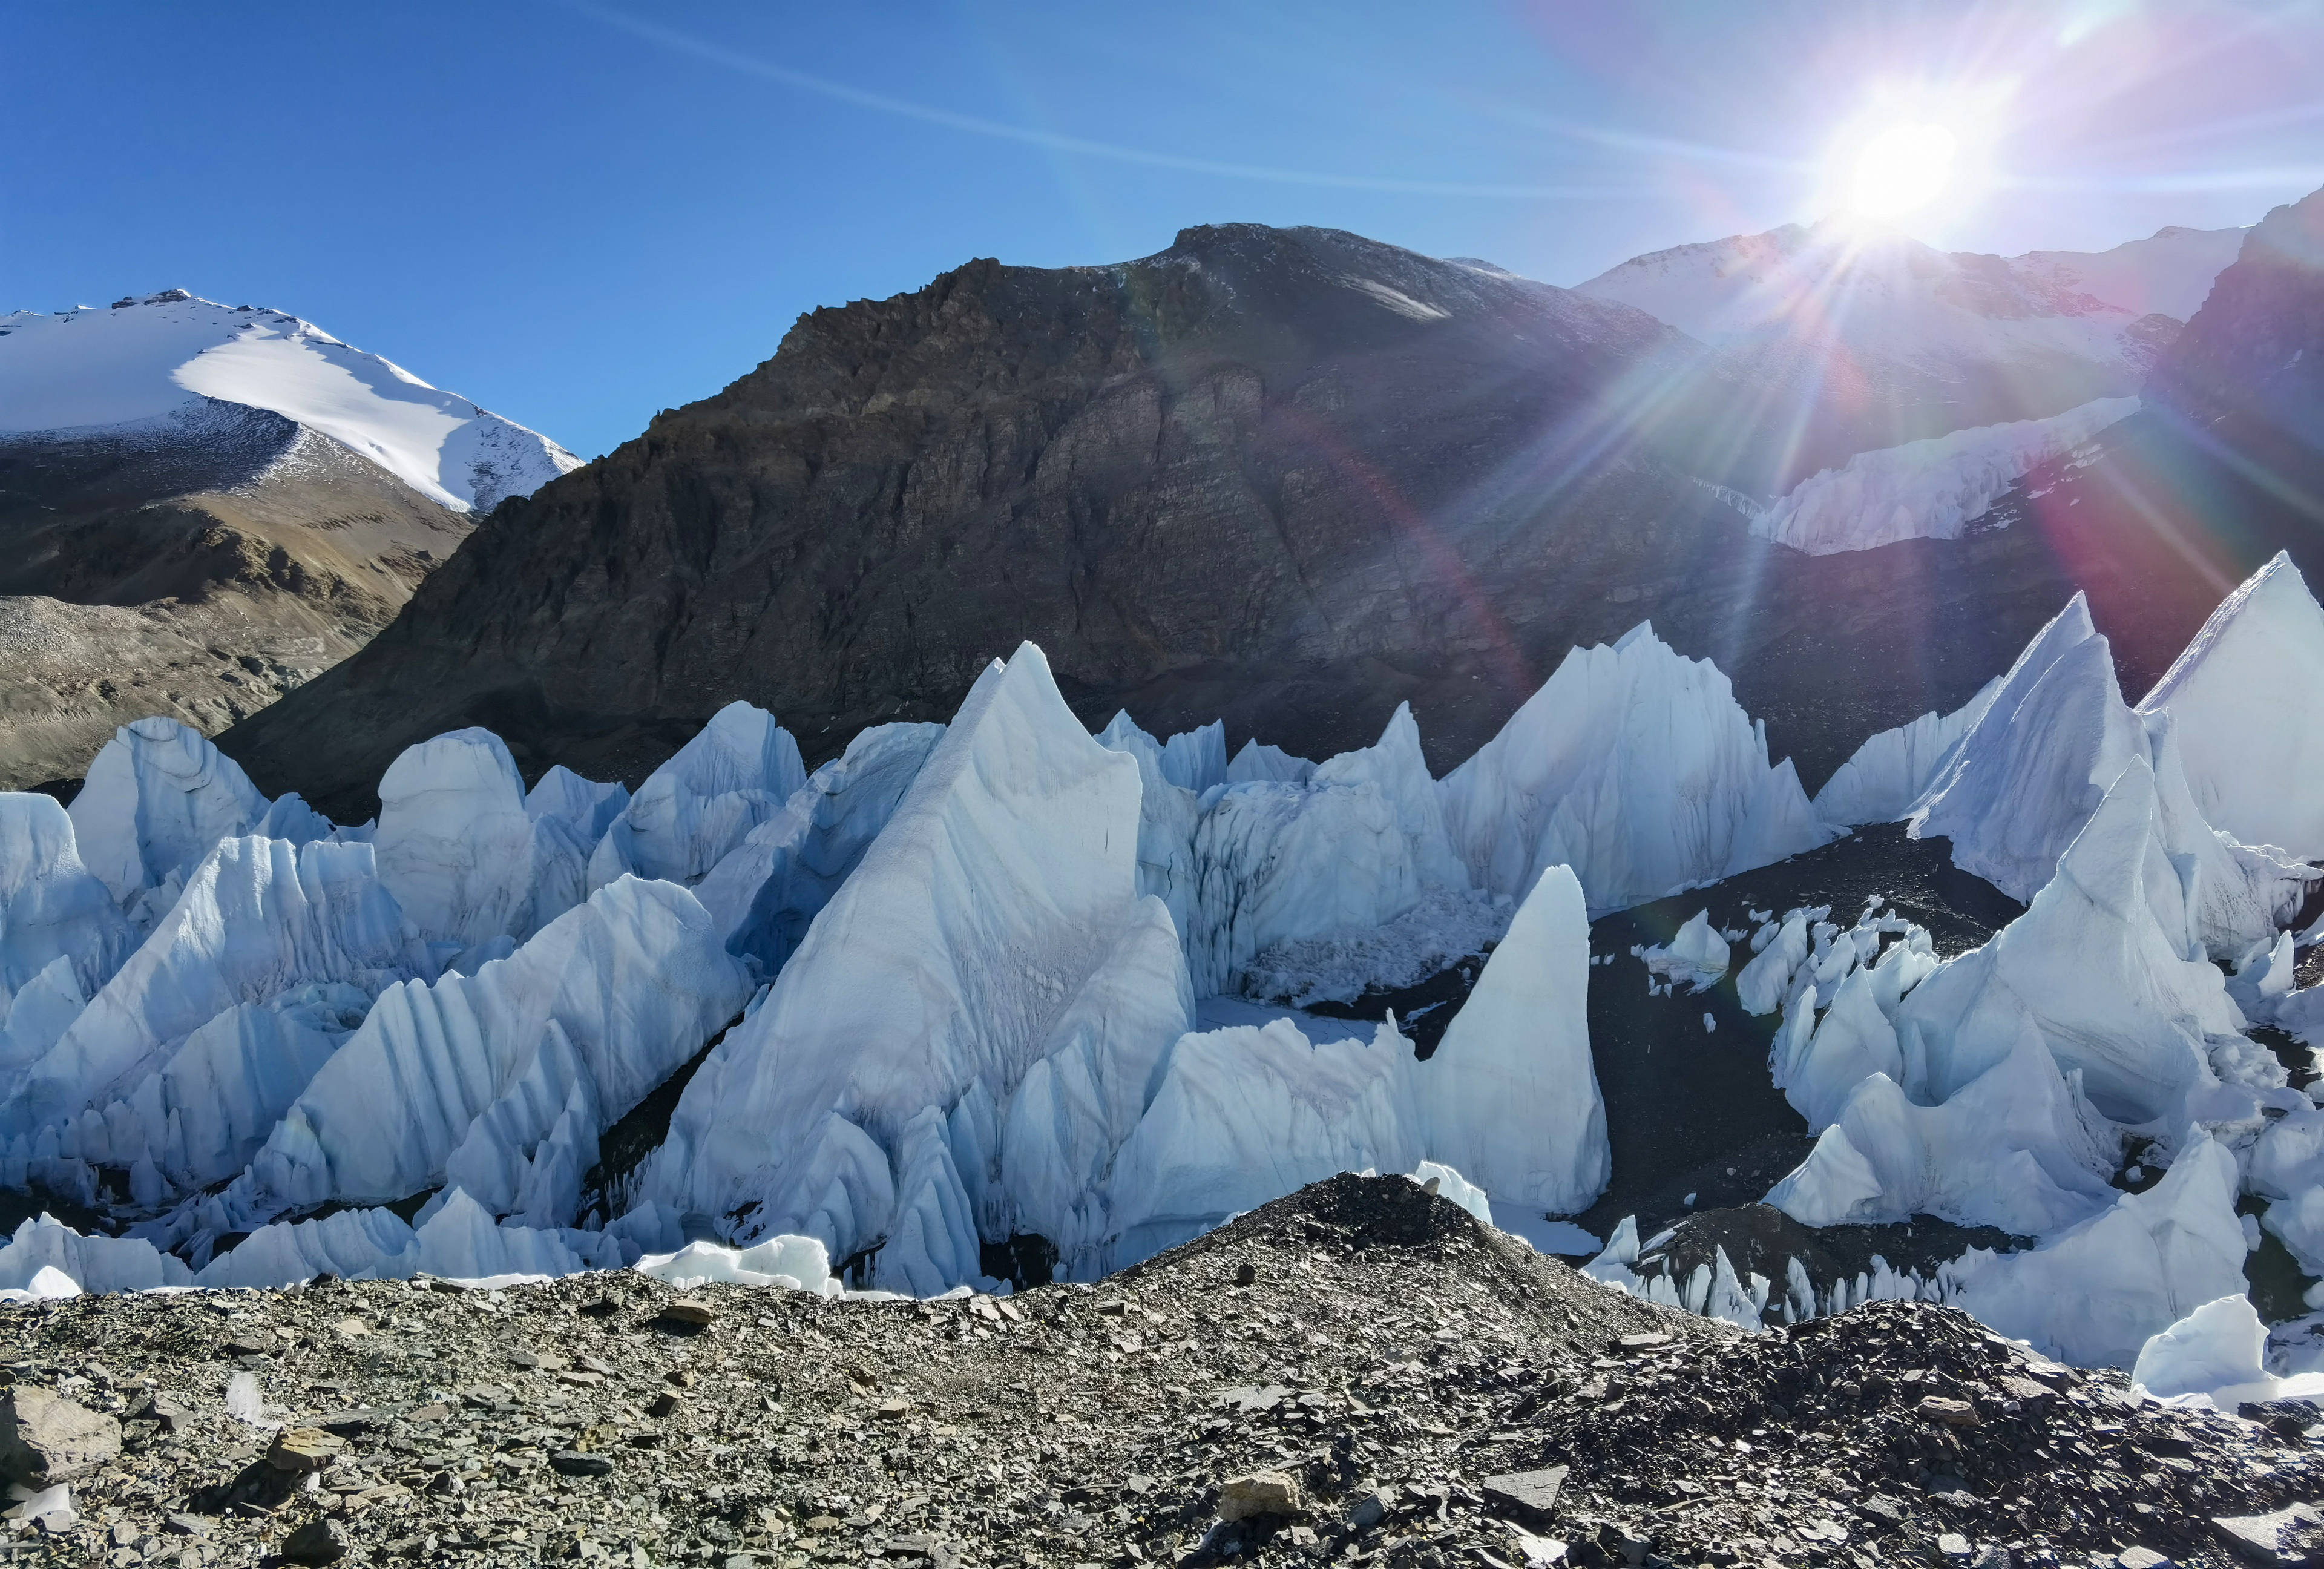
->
<box><xmin>330</xmin><ymin>1317</ymin><xmax>370</xmax><ymax>1338</ymax></box>
<box><xmin>312</xmin><ymin>1409</ymin><xmax>390</xmax><ymax>1437</ymax></box>
<box><xmin>283</xmin><ymin>1516</ymin><xmax>349</xmax><ymax>1564</ymax></box>
<box><xmin>0</xmin><ymin>1386</ymin><xmax>122</xmax><ymax>1485</ymax></box>
<box><xmin>2116</xmin><ymin>1550</ymin><xmax>2176</xmax><ymax>1569</ymax></box>
<box><xmin>558</xmin><ymin>1369</ymin><xmax>606</xmax><ymax>1386</ymax></box>
<box><xmin>1937</xmin><ymin>1535</ymin><xmax>1973</xmax><ymax>1563</ymax></box>
<box><xmin>127</xmin><ymin>1390</ymin><xmax>193</xmax><ymax>1433</ymax></box>
<box><xmin>1918</xmin><ymin>1396</ymin><xmax>1979</xmax><ymax>1427</ymax></box>
<box><xmin>222</xmin><ymin>1335</ymin><xmax>274</xmax><ymax>1358</ymax></box>
<box><xmin>267</xmin><ymin>1427</ymin><xmax>348</xmax><ymax>1473</ymax></box>
<box><xmin>660</xmin><ymin>1300</ymin><xmax>716</xmax><ymax>1327</ymax></box>
<box><xmin>163</xmin><ymin>1513</ymin><xmax>212</xmax><ymax>1536</ymax></box>
<box><xmin>648</xmin><ymin>1392</ymin><xmax>680</xmax><ymax>1419</ymax></box>
<box><xmin>1347</xmin><ymin>1488</ymin><xmax>1393</xmax><ymax>1531</ymax></box>
<box><xmin>407</xmin><ymin>1403</ymin><xmax>453</xmax><ymax>1423</ymax></box>
<box><xmin>1218</xmin><ymin>1470</ymin><xmax>1302</xmax><ymax>1522</ymax></box>
<box><xmin>551</xmin><ymin>1450</ymin><xmax>616</xmax><ymax>1477</ymax></box>
<box><xmin>1233</xmin><ymin>1263</ymin><xmax>1256</xmax><ymax>1287</ymax></box>
<box><xmin>665</xmin><ymin>1368</ymin><xmax>697</xmax><ymax>1389</ymax></box>
<box><xmin>1616</xmin><ymin>1333</ymin><xmax>1670</xmax><ymax>1350</ymax></box>
<box><xmin>878</xmin><ymin>1398</ymin><xmax>912</xmax><ymax>1420</ymax></box>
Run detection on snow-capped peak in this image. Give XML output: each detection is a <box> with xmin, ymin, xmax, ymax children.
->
<box><xmin>0</xmin><ymin>290</ymin><xmax>580</xmax><ymax>511</ymax></box>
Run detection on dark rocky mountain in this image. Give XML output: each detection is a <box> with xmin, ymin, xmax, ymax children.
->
<box><xmin>221</xmin><ymin>204</ymin><xmax>2324</xmax><ymax>822</ymax></box>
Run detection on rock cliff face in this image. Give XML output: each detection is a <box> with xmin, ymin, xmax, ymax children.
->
<box><xmin>223</xmin><ymin>225</ymin><xmax>2117</xmax><ymax>820</ymax></box>
<box><xmin>2148</xmin><ymin>188</ymin><xmax>2324</xmax><ymax>439</ymax></box>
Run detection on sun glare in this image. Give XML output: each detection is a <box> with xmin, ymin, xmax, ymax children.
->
<box><xmin>1850</xmin><ymin>122</ymin><xmax>1958</xmax><ymax>218</ymax></box>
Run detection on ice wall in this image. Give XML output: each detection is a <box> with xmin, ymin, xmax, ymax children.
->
<box><xmin>1187</xmin><ymin>705</ymin><xmax>1466</xmax><ymax>996</ymax></box>
<box><xmin>1813</xmin><ymin>677</ymin><xmax>2001</xmax><ymax>827</ymax></box>
<box><xmin>1438</xmin><ymin>623</ymin><xmax>1828</xmax><ymax>915</ymax></box>
<box><xmin>694</xmin><ymin>722</ymin><xmax>944</xmax><ymax>977</ymax></box>
<box><xmin>588</xmin><ymin>702</ymin><xmax>805</xmax><ymax>891</ymax></box>
<box><xmin>216</xmin><ymin>875</ymin><xmax>749</xmax><ymax>1232</ymax></box>
<box><xmin>373</xmin><ymin>729</ymin><xmax>589</xmax><ymax>949</ymax></box>
<box><xmin>2137</xmin><ymin>551</ymin><xmax>2324</xmax><ymax>860</ymax></box>
<box><xmin>68</xmin><ymin>718</ymin><xmax>283</xmax><ymax>911</ymax></box>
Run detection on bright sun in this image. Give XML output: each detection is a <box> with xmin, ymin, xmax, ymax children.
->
<box><xmin>1850</xmin><ymin>123</ymin><xmax>1958</xmax><ymax>218</ymax></box>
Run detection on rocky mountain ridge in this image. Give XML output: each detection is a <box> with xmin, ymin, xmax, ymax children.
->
<box><xmin>218</xmin><ymin>220</ymin><xmax>2199</xmax><ymax>823</ymax></box>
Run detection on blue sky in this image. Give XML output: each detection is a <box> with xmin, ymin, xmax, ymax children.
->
<box><xmin>9</xmin><ymin>1</ymin><xmax>2324</xmax><ymax>459</ymax></box>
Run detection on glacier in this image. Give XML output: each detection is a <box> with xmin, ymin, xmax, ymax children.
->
<box><xmin>5</xmin><ymin>588</ymin><xmax>2323</xmax><ymax>1380</ymax></box>
<box><xmin>1187</xmin><ymin>705</ymin><xmax>1467</xmax><ymax>996</ymax></box>
<box><xmin>205</xmin><ymin>875</ymin><xmax>749</xmax><ymax>1238</ymax></box>
<box><xmin>374</xmin><ymin>728</ymin><xmax>590</xmax><ymax>950</ymax></box>
<box><xmin>630</xmin><ymin>643</ymin><xmax>1157</xmax><ymax>1280</ymax></box>
<box><xmin>1750</xmin><ymin>397</ymin><xmax>2139</xmax><ymax>557</ymax></box>
<box><xmin>693</xmin><ymin>722</ymin><xmax>944</xmax><ymax>977</ymax></box>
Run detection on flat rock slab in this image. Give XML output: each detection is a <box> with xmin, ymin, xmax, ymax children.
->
<box><xmin>1481</xmin><ymin>1467</ymin><xmax>1569</xmax><ymax>1525</ymax></box>
<box><xmin>0</xmin><ymin>1386</ymin><xmax>120</xmax><ymax>1485</ymax></box>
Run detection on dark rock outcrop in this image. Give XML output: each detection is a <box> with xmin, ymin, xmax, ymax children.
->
<box><xmin>223</xmin><ymin>226</ymin><xmax>2132</xmax><ymax>821</ymax></box>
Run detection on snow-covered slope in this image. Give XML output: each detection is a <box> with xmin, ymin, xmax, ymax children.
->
<box><xmin>1575</xmin><ymin>222</ymin><xmax>2185</xmax><ymax>359</ymax></box>
<box><xmin>2012</xmin><ymin>226</ymin><xmax>2247</xmax><ymax>323</ymax></box>
<box><xmin>1572</xmin><ymin>220</ymin><xmax>2193</xmax><ymax>485</ymax></box>
<box><xmin>0</xmin><ymin>291</ymin><xmax>578</xmax><ymax>511</ymax></box>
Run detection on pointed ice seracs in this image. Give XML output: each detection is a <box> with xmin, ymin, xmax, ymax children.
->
<box><xmin>1437</xmin><ymin>622</ymin><xmax>1828</xmax><ymax>915</ymax></box>
<box><xmin>1414</xmin><ymin>865</ymin><xmax>1606</xmax><ymax>1216</ymax></box>
<box><xmin>0</xmin><ymin>837</ymin><xmax>422</xmax><ymax>1171</ymax></box>
<box><xmin>1765</xmin><ymin>1015</ymin><xmax>2119</xmax><ymax>1236</ymax></box>
<box><xmin>0</xmin><ymin>794</ymin><xmax>131</xmax><ymax>1027</ymax></box>
<box><xmin>67</xmin><ymin>717</ymin><xmax>302</xmax><ymax>912</ymax></box>
<box><xmin>213</xmin><ymin>875</ymin><xmax>750</xmax><ymax>1232</ymax></box>
<box><xmin>1103</xmin><ymin>864</ymin><xmax>1604</xmax><ymax>1268</ymax></box>
<box><xmin>1945</xmin><ymin>1131</ymin><xmax>2250</xmax><ymax>1368</ymax></box>
<box><xmin>1185</xmin><ymin>704</ymin><xmax>1466</xmax><ymax>996</ymax></box>
<box><xmin>1900</xmin><ymin>755</ymin><xmax>2255</xmax><ymax>1127</ymax></box>
<box><xmin>1226</xmin><ymin>740</ymin><xmax>1316</xmax><ymax>785</ymax></box>
<box><xmin>693</xmin><ymin>722</ymin><xmax>945</xmax><ymax>977</ymax></box>
<box><xmin>373</xmin><ymin>729</ymin><xmax>590</xmax><ymax>950</ymax></box>
<box><xmin>1094</xmin><ymin>714</ymin><xmax>1209</xmax><ymax>956</ymax></box>
<box><xmin>587</xmin><ymin>702</ymin><xmax>805</xmax><ymax>891</ymax></box>
<box><xmin>630</xmin><ymin>643</ymin><xmax>1157</xmax><ymax>1277</ymax></box>
<box><xmin>1906</xmin><ymin>594</ymin><xmax>2145</xmax><ymax>903</ymax></box>
<box><xmin>524</xmin><ymin>766</ymin><xmax>629</xmax><ymax>846</ymax></box>
<box><xmin>2137</xmin><ymin>551</ymin><xmax>2324</xmax><ymax>861</ymax></box>
<box><xmin>1900</xmin><ymin>587</ymin><xmax>2317</xmax><ymax>953</ymax></box>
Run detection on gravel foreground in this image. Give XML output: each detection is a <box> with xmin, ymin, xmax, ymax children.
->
<box><xmin>0</xmin><ymin>1176</ymin><xmax>2319</xmax><ymax>1569</ymax></box>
